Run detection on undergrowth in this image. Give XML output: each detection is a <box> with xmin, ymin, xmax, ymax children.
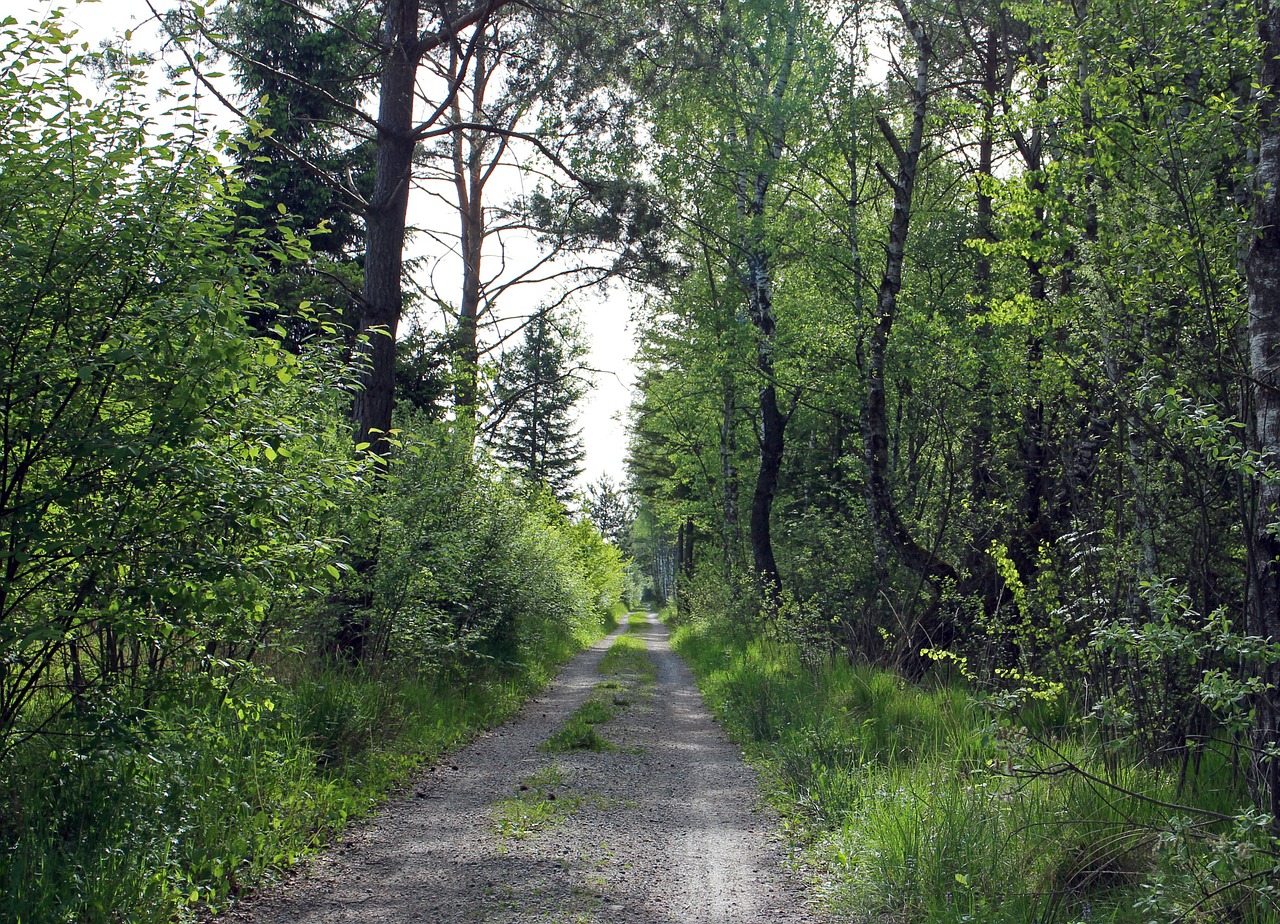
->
<box><xmin>1</xmin><ymin>608</ymin><xmax>620</xmax><ymax>924</ymax></box>
<box><xmin>671</xmin><ymin>616</ymin><xmax>1277</xmax><ymax>924</ymax></box>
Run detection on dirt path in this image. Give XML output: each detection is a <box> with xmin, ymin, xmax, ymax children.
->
<box><xmin>226</xmin><ymin>613</ymin><xmax>825</xmax><ymax>923</ymax></box>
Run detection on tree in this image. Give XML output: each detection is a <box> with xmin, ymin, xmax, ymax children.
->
<box><xmin>220</xmin><ymin>0</ymin><xmax>375</xmax><ymax>260</ymax></box>
<box><xmin>175</xmin><ymin>0</ymin><xmax>520</xmax><ymax>455</ymax></box>
<box><xmin>489</xmin><ymin>310</ymin><xmax>586</xmax><ymax>500</ymax></box>
<box><xmin>633</xmin><ymin>0</ymin><xmax>827</xmax><ymax>611</ymax></box>
<box><xmin>1246</xmin><ymin>0</ymin><xmax>1280</xmax><ymax>830</ymax></box>
<box><xmin>0</xmin><ymin>11</ymin><xmax>362</xmax><ymax>761</ymax></box>
<box><xmin>218</xmin><ymin>0</ymin><xmax>375</xmax><ymax>340</ymax></box>
<box><xmin>583</xmin><ymin>474</ymin><xmax>633</xmax><ymax>548</ymax></box>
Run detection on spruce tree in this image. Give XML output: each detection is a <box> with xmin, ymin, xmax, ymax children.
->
<box><xmin>490</xmin><ymin>311</ymin><xmax>586</xmax><ymax>501</ymax></box>
<box><xmin>583</xmin><ymin>474</ymin><xmax>632</xmax><ymax>548</ymax></box>
<box><xmin>217</xmin><ymin>0</ymin><xmax>375</xmax><ymax>341</ymax></box>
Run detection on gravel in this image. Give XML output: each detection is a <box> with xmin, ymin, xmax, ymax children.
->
<box><xmin>222</xmin><ymin>612</ymin><xmax>827</xmax><ymax>923</ymax></box>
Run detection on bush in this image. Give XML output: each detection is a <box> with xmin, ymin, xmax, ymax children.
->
<box><xmin>337</xmin><ymin>414</ymin><xmax>624</xmax><ymax>673</ymax></box>
<box><xmin>0</xmin><ymin>13</ymin><xmax>626</xmax><ymax>920</ymax></box>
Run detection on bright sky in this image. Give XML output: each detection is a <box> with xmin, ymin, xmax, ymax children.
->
<box><xmin>38</xmin><ymin>0</ymin><xmax>638</xmax><ymax>492</ymax></box>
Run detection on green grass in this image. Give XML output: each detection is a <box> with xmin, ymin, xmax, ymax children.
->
<box><xmin>598</xmin><ymin>631</ymin><xmax>655</xmax><ymax>682</ymax></box>
<box><xmin>0</xmin><ymin>622</ymin><xmax>612</xmax><ymax>923</ymax></box>
<box><xmin>543</xmin><ymin>697</ymin><xmax>618</xmax><ymax>752</ymax></box>
<box><xmin>541</xmin><ymin>626</ymin><xmax>653</xmax><ymax>753</ymax></box>
<box><xmin>670</xmin><ymin>617</ymin><xmax>1276</xmax><ymax>924</ymax></box>
<box><xmin>493</xmin><ymin>763</ymin><xmax>580</xmax><ymax>839</ymax></box>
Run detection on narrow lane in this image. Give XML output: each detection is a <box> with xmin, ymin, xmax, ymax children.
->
<box><xmin>226</xmin><ymin>612</ymin><xmax>824</xmax><ymax>924</ymax></box>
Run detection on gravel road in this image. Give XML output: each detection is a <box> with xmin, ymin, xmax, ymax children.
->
<box><xmin>224</xmin><ymin>612</ymin><xmax>826</xmax><ymax>923</ymax></box>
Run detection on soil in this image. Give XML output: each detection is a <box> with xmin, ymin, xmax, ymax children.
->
<box><xmin>223</xmin><ymin>612</ymin><xmax>827</xmax><ymax>923</ymax></box>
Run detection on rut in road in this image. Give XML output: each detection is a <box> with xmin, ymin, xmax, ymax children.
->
<box><xmin>226</xmin><ymin>612</ymin><xmax>826</xmax><ymax>924</ymax></box>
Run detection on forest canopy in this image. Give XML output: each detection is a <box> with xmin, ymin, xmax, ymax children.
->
<box><xmin>4</xmin><ymin>0</ymin><xmax>1280</xmax><ymax>920</ymax></box>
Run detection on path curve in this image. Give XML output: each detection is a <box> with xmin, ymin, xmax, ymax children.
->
<box><xmin>224</xmin><ymin>613</ymin><xmax>825</xmax><ymax>923</ymax></box>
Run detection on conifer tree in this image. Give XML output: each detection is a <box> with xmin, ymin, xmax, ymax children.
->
<box><xmin>489</xmin><ymin>311</ymin><xmax>586</xmax><ymax>501</ymax></box>
<box><xmin>583</xmin><ymin>474</ymin><xmax>633</xmax><ymax>548</ymax></box>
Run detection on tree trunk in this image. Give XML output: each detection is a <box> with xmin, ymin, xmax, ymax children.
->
<box><xmin>736</xmin><ymin>1</ymin><xmax>800</xmax><ymax>613</ymax></box>
<box><xmin>1245</xmin><ymin>0</ymin><xmax>1280</xmax><ymax>829</ymax></box>
<box><xmin>352</xmin><ymin>0</ymin><xmax>511</xmax><ymax>454</ymax></box>
<box><xmin>863</xmin><ymin>3</ymin><xmax>957</xmax><ymax>598</ymax></box>
<box><xmin>746</xmin><ymin>249</ymin><xmax>788</xmax><ymax>607</ymax></box>
<box><xmin>965</xmin><ymin>15</ymin><xmax>999</xmax><ymax>608</ymax></box>
<box><xmin>720</xmin><ymin>371</ymin><xmax>741</xmax><ymax>583</ymax></box>
<box><xmin>452</xmin><ymin>37</ymin><xmax>491</xmax><ymax>417</ymax></box>
<box><xmin>454</xmin><ymin>165</ymin><xmax>485</xmax><ymax>414</ymax></box>
<box><xmin>676</xmin><ymin>519</ymin><xmax>694</xmax><ymax>616</ymax></box>
<box><xmin>353</xmin><ymin>0</ymin><xmax>420</xmax><ymax>458</ymax></box>
<box><xmin>1011</xmin><ymin>40</ymin><xmax>1051</xmax><ymax>563</ymax></box>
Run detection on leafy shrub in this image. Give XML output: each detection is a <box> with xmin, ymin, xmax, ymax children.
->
<box><xmin>0</xmin><ymin>12</ymin><xmax>626</xmax><ymax>921</ymax></box>
<box><xmin>343</xmin><ymin>414</ymin><xmax>625</xmax><ymax>673</ymax></box>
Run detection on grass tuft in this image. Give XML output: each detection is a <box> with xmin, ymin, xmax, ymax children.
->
<box><xmin>543</xmin><ymin>698</ymin><xmax>617</xmax><ymax>752</ymax></box>
<box><xmin>493</xmin><ymin>763</ymin><xmax>580</xmax><ymax>839</ymax></box>
<box><xmin>598</xmin><ymin>625</ymin><xmax>655</xmax><ymax>682</ymax></box>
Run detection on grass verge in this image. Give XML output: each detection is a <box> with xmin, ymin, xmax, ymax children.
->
<box><xmin>670</xmin><ymin>616</ymin><xmax>1274</xmax><ymax>924</ymax></box>
<box><xmin>0</xmin><ymin>613</ymin><xmax>618</xmax><ymax>923</ymax></box>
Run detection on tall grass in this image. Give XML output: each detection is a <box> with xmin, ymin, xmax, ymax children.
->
<box><xmin>0</xmin><ymin>608</ymin><xmax>617</xmax><ymax>924</ymax></box>
<box><xmin>672</xmin><ymin>617</ymin><xmax>1276</xmax><ymax>924</ymax></box>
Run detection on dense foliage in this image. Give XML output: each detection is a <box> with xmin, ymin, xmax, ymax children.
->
<box><xmin>7</xmin><ymin>0</ymin><xmax>1280</xmax><ymax>919</ymax></box>
<box><xmin>622</xmin><ymin>0</ymin><xmax>1280</xmax><ymax>917</ymax></box>
<box><xmin>0</xmin><ymin>12</ymin><xmax>624</xmax><ymax>920</ymax></box>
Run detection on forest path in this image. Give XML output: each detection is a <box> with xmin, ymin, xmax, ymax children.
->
<box><xmin>225</xmin><ymin>612</ymin><xmax>826</xmax><ymax>924</ymax></box>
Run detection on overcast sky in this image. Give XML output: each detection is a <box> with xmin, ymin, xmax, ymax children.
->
<box><xmin>36</xmin><ymin>0</ymin><xmax>639</xmax><ymax>493</ymax></box>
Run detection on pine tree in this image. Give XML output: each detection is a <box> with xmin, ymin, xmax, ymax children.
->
<box><xmin>583</xmin><ymin>474</ymin><xmax>632</xmax><ymax>548</ymax></box>
<box><xmin>490</xmin><ymin>311</ymin><xmax>586</xmax><ymax>501</ymax></box>
<box><xmin>217</xmin><ymin>0</ymin><xmax>375</xmax><ymax>342</ymax></box>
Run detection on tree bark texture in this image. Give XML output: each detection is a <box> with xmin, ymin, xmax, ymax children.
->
<box><xmin>352</xmin><ymin>0</ymin><xmax>510</xmax><ymax>455</ymax></box>
<box><xmin>720</xmin><ymin>371</ymin><xmax>741</xmax><ymax>583</ymax></box>
<box><xmin>451</xmin><ymin>35</ymin><xmax>493</xmax><ymax>417</ymax></box>
<box><xmin>963</xmin><ymin>13</ymin><xmax>1000</xmax><ymax>610</ymax></box>
<box><xmin>1245</xmin><ymin>0</ymin><xmax>1280</xmax><ymax>828</ymax></box>
<box><xmin>746</xmin><ymin>248</ymin><xmax>788</xmax><ymax>606</ymax></box>
<box><xmin>736</xmin><ymin>0</ymin><xmax>799</xmax><ymax>611</ymax></box>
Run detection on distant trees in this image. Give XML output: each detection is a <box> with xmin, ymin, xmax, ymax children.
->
<box><xmin>583</xmin><ymin>474</ymin><xmax>633</xmax><ymax>548</ymax></box>
<box><xmin>488</xmin><ymin>311</ymin><xmax>587</xmax><ymax>501</ymax></box>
